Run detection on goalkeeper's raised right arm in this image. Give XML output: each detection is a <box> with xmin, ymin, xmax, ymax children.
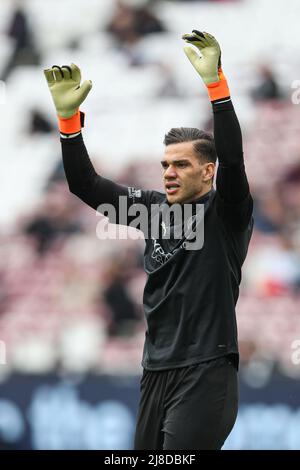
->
<box><xmin>44</xmin><ymin>64</ymin><xmax>151</xmax><ymax>223</ymax></box>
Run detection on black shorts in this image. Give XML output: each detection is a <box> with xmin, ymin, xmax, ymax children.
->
<box><xmin>134</xmin><ymin>356</ymin><xmax>238</xmax><ymax>450</ymax></box>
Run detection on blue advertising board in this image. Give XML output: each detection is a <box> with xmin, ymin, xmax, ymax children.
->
<box><xmin>0</xmin><ymin>372</ymin><xmax>300</xmax><ymax>449</ymax></box>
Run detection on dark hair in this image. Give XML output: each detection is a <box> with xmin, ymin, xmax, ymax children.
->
<box><xmin>163</xmin><ymin>127</ymin><xmax>217</xmax><ymax>164</ymax></box>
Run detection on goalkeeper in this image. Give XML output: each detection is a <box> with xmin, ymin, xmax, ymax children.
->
<box><xmin>44</xmin><ymin>31</ymin><xmax>253</xmax><ymax>450</ymax></box>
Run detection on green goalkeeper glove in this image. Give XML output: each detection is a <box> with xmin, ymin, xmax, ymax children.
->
<box><xmin>182</xmin><ymin>30</ymin><xmax>230</xmax><ymax>101</ymax></box>
<box><xmin>182</xmin><ymin>30</ymin><xmax>221</xmax><ymax>85</ymax></box>
<box><xmin>44</xmin><ymin>63</ymin><xmax>92</xmax><ymax>119</ymax></box>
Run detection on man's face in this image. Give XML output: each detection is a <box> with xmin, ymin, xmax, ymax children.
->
<box><xmin>161</xmin><ymin>141</ymin><xmax>215</xmax><ymax>204</ymax></box>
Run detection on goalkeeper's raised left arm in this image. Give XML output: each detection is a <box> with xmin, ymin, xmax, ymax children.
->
<box><xmin>182</xmin><ymin>30</ymin><xmax>253</xmax><ymax>231</ymax></box>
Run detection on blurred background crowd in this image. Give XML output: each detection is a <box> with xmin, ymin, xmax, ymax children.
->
<box><xmin>0</xmin><ymin>0</ymin><xmax>300</xmax><ymax>450</ymax></box>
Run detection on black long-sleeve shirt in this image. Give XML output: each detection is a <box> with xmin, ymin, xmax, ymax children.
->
<box><xmin>61</xmin><ymin>99</ymin><xmax>253</xmax><ymax>370</ymax></box>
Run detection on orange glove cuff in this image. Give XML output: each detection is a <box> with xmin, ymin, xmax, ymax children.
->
<box><xmin>58</xmin><ymin>110</ymin><xmax>85</xmax><ymax>134</ymax></box>
<box><xmin>206</xmin><ymin>69</ymin><xmax>230</xmax><ymax>102</ymax></box>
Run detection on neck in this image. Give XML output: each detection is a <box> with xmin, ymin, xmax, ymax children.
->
<box><xmin>187</xmin><ymin>186</ymin><xmax>213</xmax><ymax>204</ymax></box>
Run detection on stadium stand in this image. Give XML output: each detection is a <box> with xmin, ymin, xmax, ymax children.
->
<box><xmin>0</xmin><ymin>0</ymin><xmax>300</xmax><ymax>379</ymax></box>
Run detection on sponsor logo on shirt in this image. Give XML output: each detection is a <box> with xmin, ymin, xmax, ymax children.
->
<box><xmin>128</xmin><ymin>187</ymin><xmax>142</xmax><ymax>200</ymax></box>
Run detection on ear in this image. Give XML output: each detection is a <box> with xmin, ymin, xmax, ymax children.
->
<box><xmin>202</xmin><ymin>162</ymin><xmax>215</xmax><ymax>182</ymax></box>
